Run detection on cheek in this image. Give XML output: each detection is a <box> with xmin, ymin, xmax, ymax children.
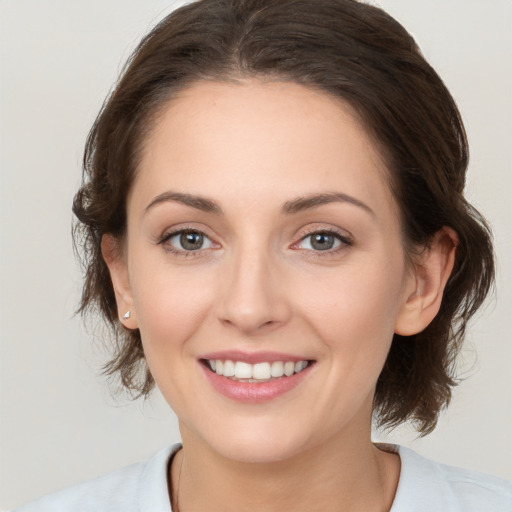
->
<box><xmin>296</xmin><ymin>258</ymin><xmax>406</xmax><ymax>360</ymax></box>
<box><xmin>130</xmin><ymin>262</ymin><xmax>215</xmax><ymax>358</ymax></box>
<box><xmin>129</xmin><ymin>265</ymin><xmax>218</xmax><ymax>413</ymax></box>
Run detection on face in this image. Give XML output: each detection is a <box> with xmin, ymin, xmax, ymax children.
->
<box><xmin>113</xmin><ymin>80</ymin><xmax>418</xmax><ymax>463</ymax></box>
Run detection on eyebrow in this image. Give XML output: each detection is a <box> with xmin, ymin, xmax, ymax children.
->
<box><xmin>282</xmin><ymin>192</ymin><xmax>375</xmax><ymax>216</ymax></box>
<box><xmin>144</xmin><ymin>190</ymin><xmax>374</xmax><ymax>217</ymax></box>
<box><xmin>144</xmin><ymin>191</ymin><xmax>223</xmax><ymax>215</ymax></box>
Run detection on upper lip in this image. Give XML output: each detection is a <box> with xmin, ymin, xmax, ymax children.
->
<box><xmin>199</xmin><ymin>350</ymin><xmax>312</xmax><ymax>364</ymax></box>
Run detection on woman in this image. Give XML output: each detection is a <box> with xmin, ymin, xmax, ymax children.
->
<box><xmin>13</xmin><ymin>0</ymin><xmax>511</xmax><ymax>510</ymax></box>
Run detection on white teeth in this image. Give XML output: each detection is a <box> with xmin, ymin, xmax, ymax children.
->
<box><xmin>295</xmin><ymin>360</ymin><xmax>307</xmax><ymax>373</ymax></box>
<box><xmin>207</xmin><ymin>359</ymin><xmax>310</xmax><ymax>380</ymax></box>
<box><xmin>253</xmin><ymin>362</ymin><xmax>271</xmax><ymax>380</ymax></box>
<box><xmin>270</xmin><ymin>361</ymin><xmax>284</xmax><ymax>377</ymax></box>
<box><xmin>284</xmin><ymin>361</ymin><xmax>295</xmax><ymax>376</ymax></box>
<box><xmin>234</xmin><ymin>361</ymin><xmax>252</xmax><ymax>379</ymax></box>
<box><xmin>222</xmin><ymin>359</ymin><xmax>235</xmax><ymax>377</ymax></box>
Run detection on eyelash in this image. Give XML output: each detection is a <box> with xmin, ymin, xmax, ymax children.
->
<box><xmin>158</xmin><ymin>227</ymin><xmax>213</xmax><ymax>257</ymax></box>
<box><xmin>293</xmin><ymin>228</ymin><xmax>353</xmax><ymax>255</ymax></box>
<box><xmin>157</xmin><ymin>227</ymin><xmax>353</xmax><ymax>257</ymax></box>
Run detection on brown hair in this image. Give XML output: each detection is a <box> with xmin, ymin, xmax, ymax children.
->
<box><xmin>73</xmin><ymin>0</ymin><xmax>494</xmax><ymax>435</ymax></box>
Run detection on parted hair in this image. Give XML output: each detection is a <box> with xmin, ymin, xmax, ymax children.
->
<box><xmin>73</xmin><ymin>0</ymin><xmax>494</xmax><ymax>435</ymax></box>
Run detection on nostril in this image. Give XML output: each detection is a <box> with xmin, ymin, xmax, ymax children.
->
<box><xmin>219</xmin><ymin>314</ymin><xmax>281</xmax><ymax>334</ymax></box>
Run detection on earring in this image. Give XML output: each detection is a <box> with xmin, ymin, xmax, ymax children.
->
<box><xmin>122</xmin><ymin>311</ymin><xmax>131</xmax><ymax>319</ymax></box>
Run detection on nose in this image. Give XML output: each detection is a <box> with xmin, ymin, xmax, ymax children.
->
<box><xmin>216</xmin><ymin>243</ymin><xmax>291</xmax><ymax>335</ymax></box>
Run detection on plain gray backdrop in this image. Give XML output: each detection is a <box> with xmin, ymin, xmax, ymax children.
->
<box><xmin>1</xmin><ymin>1</ymin><xmax>511</xmax><ymax>509</ymax></box>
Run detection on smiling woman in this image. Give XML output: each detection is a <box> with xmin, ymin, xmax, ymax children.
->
<box><xmin>103</xmin><ymin>81</ymin><xmax>422</xmax><ymax>473</ymax></box>
<box><xmin>8</xmin><ymin>0</ymin><xmax>512</xmax><ymax>511</ymax></box>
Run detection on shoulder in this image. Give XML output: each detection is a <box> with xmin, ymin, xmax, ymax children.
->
<box><xmin>12</xmin><ymin>445</ymin><xmax>179</xmax><ymax>512</ymax></box>
<box><xmin>391</xmin><ymin>445</ymin><xmax>512</xmax><ymax>512</ymax></box>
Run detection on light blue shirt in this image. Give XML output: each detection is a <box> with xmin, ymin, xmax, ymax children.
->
<box><xmin>13</xmin><ymin>444</ymin><xmax>512</xmax><ymax>511</ymax></box>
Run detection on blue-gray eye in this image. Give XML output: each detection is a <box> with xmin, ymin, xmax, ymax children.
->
<box><xmin>299</xmin><ymin>232</ymin><xmax>344</xmax><ymax>251</ymax></box>
<box><xmin>168</xmin><ymin>230</ymin><xmax>212</xmax><ymax>251</ymax></box>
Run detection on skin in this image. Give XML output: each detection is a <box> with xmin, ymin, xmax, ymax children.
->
<box><xmin>104</xmin><ymin>80</ymin><xmax>456</xmax><ymax>511</ymax></box>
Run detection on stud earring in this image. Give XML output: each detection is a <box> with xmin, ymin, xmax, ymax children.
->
<box><xmin>122</xmin><ymin>311</ymin><xmax>131</xmax><ymax>319</ymax></box>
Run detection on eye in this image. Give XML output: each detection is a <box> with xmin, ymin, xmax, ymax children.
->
<box><xmin>296</xmin><ymin>231</ymin><xmax>350</xmax><ymax>251</ymax></box>
<box><xmin>162</xmin><ymin>229</ymin><xmax>213</xmax><ymax>252</ymax></box>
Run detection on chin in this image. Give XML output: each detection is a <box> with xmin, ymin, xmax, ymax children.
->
<box><xmin>214</xmin><ymin>437</ymin><xmax>305</xmax><ymax>464</ymax></box>
<box><xmin>195</xmin><ymin>418</ymin><xmax>315</xmax><ymax>464</ymax></box>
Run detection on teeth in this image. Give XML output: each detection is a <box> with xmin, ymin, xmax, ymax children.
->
<box><xmin>295</xmin><ymin>360</ymin><xmax>307</xmax><ymax>372</ymax></box>
<box><xmin>223</xmin><ymin>359</ymin><xmax>235</xmax><ymax>377</ymax></box>
<box><xmin>253</xmin><ymin>362</ymin><xmax>271</xmax><ymax>380</ymax></box>
<box><xmin>206</xmin><ymin>359</ymin><xmax>310</xmax><ymax>380</ymax></box>
<box><xmin>234</xmin><ymin>361</ymin><xmax>252</xmax><ymax>379</ymax></box>
<box><xmin>284</xmin><ymin>361</ymin><xmax>295</xmax><ymax>376</ymax></box>
<box><xmin>270</xmin><ymin>361</ymin><xmax>284</xmax><ymax>377</ymax></box>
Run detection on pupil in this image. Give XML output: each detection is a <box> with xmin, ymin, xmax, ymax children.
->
<box><xmin>181</xmin><ymin>231</ymin><xmax>203</xmax><ymax>250</ymax></box>
<box><xmin>311</xmin><ymin>233</ymin><xmax>334</xmax><ymax>250</ymax></box>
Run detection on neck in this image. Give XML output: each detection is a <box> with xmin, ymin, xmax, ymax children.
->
<box><xmin>171</xmin><ymin>428</ymin><xmax>400</xmax><ymax>512</ymax></box>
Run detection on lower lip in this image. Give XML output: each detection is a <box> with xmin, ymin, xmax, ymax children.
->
<box><xmin>200</xmin><ymin>362</ymin><xmax>313</xmax><ymax>403</ymax></box>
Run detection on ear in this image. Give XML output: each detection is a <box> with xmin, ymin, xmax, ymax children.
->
<box><xmin>394</xmin><ymin>227</ymin><xmax>458</xmax><ymax>336</ymax></box>
<box><xmin>101</xmin><ymin>234</ymin><xmax>138</xmax><ymax>329</ymax></box>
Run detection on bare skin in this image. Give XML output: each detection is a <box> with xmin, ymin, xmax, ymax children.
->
<box><xmin>171</xmin><ymin>417</ymin><xmax>401</xmax><ymax>512</ymax></box>
<box><xmin>104</xmin><ymin>80</ymin><xmax>456</xmax><ymax>512</ymax></box>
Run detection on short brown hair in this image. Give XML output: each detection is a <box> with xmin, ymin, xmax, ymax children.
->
<box><xmin>73</xmin><ymin>0</ymin><xmax>494</xmax><ymax>435</ymax></box>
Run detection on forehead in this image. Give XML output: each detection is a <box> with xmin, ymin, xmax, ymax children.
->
<box><xmin>133</xmin><ymin>79</ymin><xmax>397</xmax><ymax>220</ymax></box>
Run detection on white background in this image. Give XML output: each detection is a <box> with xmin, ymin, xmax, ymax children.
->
<box><xmin>1</xmin><ymin>0</ymin><xmax>511</xmax><ymax>509</ymax></box>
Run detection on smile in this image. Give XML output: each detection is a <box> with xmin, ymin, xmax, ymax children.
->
<box><xmin>206</xmin><ymin>359</ymin><xmax>310</xmax><ymax>381</ymax></box>
<box><xmin>200</xmin><ymin>352</ymin><xmax>315</xmax><ymax>402</ymax></box>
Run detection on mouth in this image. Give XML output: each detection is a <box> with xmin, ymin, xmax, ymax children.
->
<box><xmin>199</xmin><ymin>351</ymin><xmax>316</xmax><ymax>402</ymax></box>
<box><xmin>201</xmin><ymin>358</ymin><xmax>314</xmax><ymax>383</ymax></box>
